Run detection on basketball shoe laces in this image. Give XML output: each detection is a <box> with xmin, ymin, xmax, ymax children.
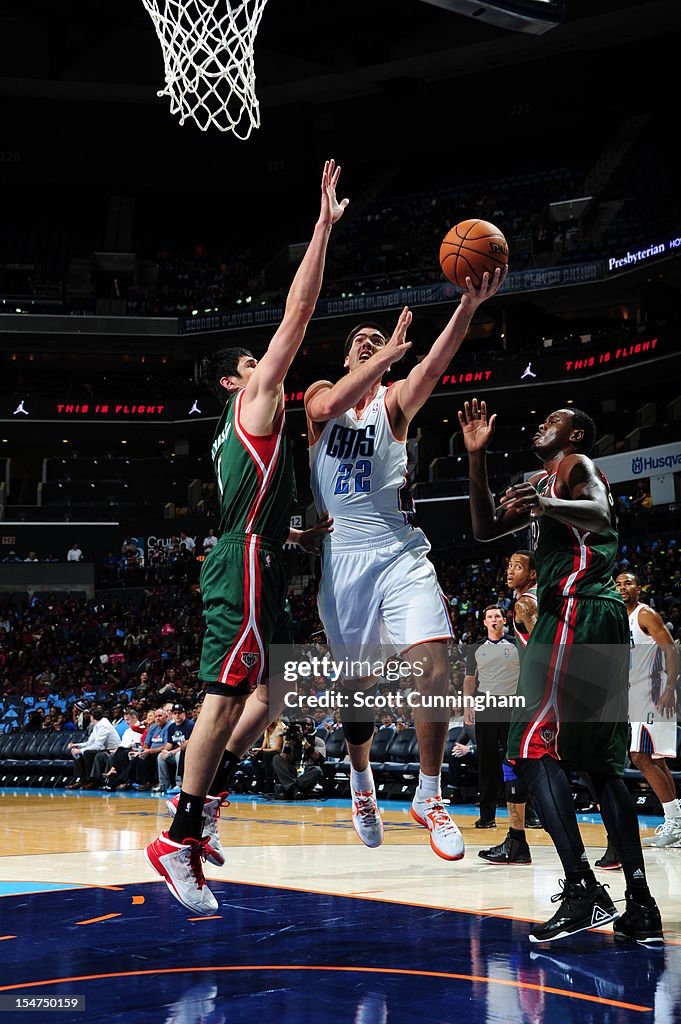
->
<box><xmin>205</xmin><ymin>792</ymin><xmax>230</xmax><ymax>826</ymax></box>
<box><xmin>425</xmin><ymin>798</ymin><xmax>456</xmax><ymax>836</ymax></box>
<box><xmin>354</xmin><ymin>791</ymin><xmax>380</xmax><ymax>823</ymax></box>
<box><xmin>182</xmin><ymin>835</ymin><xmax>212</xmax><ymax>889</ymax></box>
<box><xmin>548</xmin><ymin>877</ymin><xmax>608</xmax><ymax>909</ymax></box>
<box><xmin>652</xmin><ymin>818</ymin><xmax>679</xmax><ymax>839</ymax></box>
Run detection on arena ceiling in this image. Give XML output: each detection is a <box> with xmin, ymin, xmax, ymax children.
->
<box><xmin>0</xmin><ymin>1</ymin><xmax>674</xmax><ymax>122</ymax></box>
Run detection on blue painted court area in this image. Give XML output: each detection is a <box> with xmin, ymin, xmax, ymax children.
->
<box><xmin>0</xmin><ymin>882</ymin><xmax>87</xmax><ymax>896</ymax></box>
<box><xmin>0</xmin><ymin>880</ymin><xmax>676</xmax><ymax>1024</ymax></box>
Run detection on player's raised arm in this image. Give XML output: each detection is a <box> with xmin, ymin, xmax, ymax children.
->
<box><xmin>387</xmin><ymin>268</ymin><xmax>506</xmax><ymax>433</ymax></box>
<box><xmin>460</xmin><ymin>399</ymin><xmax>535</xmax><ymax>541</ymax></box>
<box><xmin>242</xmin><ymin>160</ymin><xmax>348</xmax><ymax>431</ymax></box>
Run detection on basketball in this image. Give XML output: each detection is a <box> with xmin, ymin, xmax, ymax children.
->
<box><xmin>439</xmin><ymin>219</ymin><xmax>509</xmax><ymax>288</ymax></box>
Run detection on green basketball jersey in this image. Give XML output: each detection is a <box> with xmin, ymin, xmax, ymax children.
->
<box><xmin>531</xmin><ymin>468</ymin><xmax>620</xmax><ymax>603</ymax></box>
<box><xmin>210</xmin><ymin>390</ymin><xmax>296</xmax><ymax>545</ymax></box>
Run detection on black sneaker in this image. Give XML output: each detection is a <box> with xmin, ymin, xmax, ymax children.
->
<box><xmin>474</xmin><ymin>817</ymin><xmax>497</xmax><ymax>829</ymax></box>
<box><xmin>529</xmin><ymin>879</ymin><xmax>619</xmax><ymax>943</ymax></box>
<box><xmin>525</xmin><ymin>807</ymin><xmax>543</xmax><ymax>829</ymax></box>
<box><xmin>595</xmin><ymin>843</ymin><xmax>622</xmax><ymax>871</ymax></box>
<box><xmin>478</xmin><ymin>831</ymin><xmax>531</xmax><ymax>864</ymax></box>
<box><xmin>614</xmin><ymin>893</ymin><xmax>664</xmax><ymax>947</ymax></box>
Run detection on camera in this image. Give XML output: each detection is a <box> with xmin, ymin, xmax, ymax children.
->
<box><xmin>281</xmin><ymin>720</ymin><xmax>307</xmax><ymax>761</ymax></box>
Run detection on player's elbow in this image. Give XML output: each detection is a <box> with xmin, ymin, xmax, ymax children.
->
<box><xmin>472</xmin><ymin>524</ymin><xmax>495</xmax><ymax>542</ymax></box>
<box><xmin>285</xmin><ymin>299</ymin><xmax>316</xmax><ymax>324</ymax></box>
<box><xmin>310</xmin><ymin>395</ymin><xmax>338</xmax><ymax>421</ymax></box>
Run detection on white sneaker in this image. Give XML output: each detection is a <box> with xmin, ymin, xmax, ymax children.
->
<box><xmin>643</xmin><ymin>816</ymin><xmax>681</xmax><ymax>849</ymax></box>
<box><xmin>351</xmin><ymin>780</ymin><xmax>384</xmax><ymax>849</ymax></box>
<box><xmin>145</xmin><ymin>832</ymin><xmax>218</xmax><ymax>915</ymax></box>
<box><xmin>166</xmin><ymin>791</ymin><xmax>228</xmax><ymax>867</ymax></box>
<box><xmin>410</xmin><ymin>793</ymin><xmax>465</xmax><ymax>861</ymax></box>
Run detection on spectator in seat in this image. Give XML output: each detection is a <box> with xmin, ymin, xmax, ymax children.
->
<box><xmin>202</xmin><ymin>528</ymin><xmax>218</xmax><ymax>556</ymax></box>
<box><xmin>67</xmin><ymin>543</ymin><xmax>83</xmax><ymax>562</ymax></box>
<box><xmin>155</xmin><ymin>703</ymin><xmax>194</xmax><ymax>794</ymax></box>
<box><xmin>66</xmin><ymin>706</ymin><xmax>120</xmax><ymax>789</ymax></box>
<box><xmin>126</xmin><ymin>706</ymin><xmax>169</xmax><ymax>790</ymax></box>
<box><xmin>96</xmin><ymin>708</ymin><xmax>145</xmax><ymax>789</ymax></box>
<box><xmin>250</xmin><ymin>716</ymin><xmax>286</xmax><ymax>795</ymax></box>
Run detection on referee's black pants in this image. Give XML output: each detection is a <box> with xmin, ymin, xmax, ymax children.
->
<box><xmin>474</xmin><ymin>707</ymin><xmax>509</xmax><ymax>823</ymax></box>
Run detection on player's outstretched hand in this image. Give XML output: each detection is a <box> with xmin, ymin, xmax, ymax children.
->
<box><xmin>319</xmin><ymin>159</ymin><xmax>349</xmax><ymax>226</ymax></box>
<box><xmin>458</xmin><ymin>398</ymin><xmax>496</xmax><ymax>453</ymax></box>
<box><xmin>383</xmin><ymin>306</ymin><xmax>413</xmax><ymax>369</ymax></box>
<box><xmin>459</xmin><ymin>266</ymin><xmax>507</xmax><ymax>312</ymax></box>
<box><xmin>298</xmin><ymin>512</ymin><xmax>334</xmax><ymax>555</ymax></box>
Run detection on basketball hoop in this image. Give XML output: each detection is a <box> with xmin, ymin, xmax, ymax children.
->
<box><xmin>140</xmin><ymin>0</ymin><xmax>269</xmax><ymax>138</ymax></box>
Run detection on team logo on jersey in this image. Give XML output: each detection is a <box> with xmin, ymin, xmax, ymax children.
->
<box><xmin>241</xmin><ymin>652</ymin><xmax>259</xmax><ymax>669</ymax></box>
<box><xmin>325</xmin><ymin>424</ymin><xmax>375</xmax><ymax>460</ymax></box>
<box><xmin>540</xmin><ymin>726</ymin><xmax>555</xmax><ymax>746</ymax></box>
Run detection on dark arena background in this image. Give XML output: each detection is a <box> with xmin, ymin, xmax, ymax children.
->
<box><xmin>1</xmin><ymin>1</ymin><xmax>680</xmax><ymax>1021</ymax></box>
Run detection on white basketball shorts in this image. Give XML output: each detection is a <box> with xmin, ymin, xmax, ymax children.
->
<box><xmin>317</xmin><ymin>525</ymin><xmax>453</xmax><ymax>664</ymax></box>
<box><xmin>629</xmin><ymin>720</ymin><xmax>678</xmax><ymax>758</ymax></box>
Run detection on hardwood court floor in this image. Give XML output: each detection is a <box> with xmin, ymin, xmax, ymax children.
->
<box><xmin>1</xmin><ymin>790</ymin><xmax>680</xmax><ymax>1024</ymax></box>
<box><xmin>2</xmin><ymin>790</ymin><xmax>680</xmax><ymax>938</ymax></box>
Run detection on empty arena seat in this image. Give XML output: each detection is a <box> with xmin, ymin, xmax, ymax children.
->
<box><xmin>323</xmin><ymin>728</ymin><xmax>347</xmax><ymax>762</ymax></box>
<box><xmin>368</xmin><ymin>729</ymin><xmax>396</xmax><ymax>770</ymax></box>
<box><xmin>0</xmin><ymin>730</ymin><xmax>89</xmax><ymax>787</ymax></box>
<box><xmin>382</xmin><ymin>728</ymin><xmax>418</xmax><ymax>774</ymax></box>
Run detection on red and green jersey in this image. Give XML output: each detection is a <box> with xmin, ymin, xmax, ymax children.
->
<box><xmin>531</xmin><ymin>468</ymin><xmax>620</xmax><ymax>604</ymax></box>
<box><xmin>210</xmin><ymin>390</ymin><xmax>295</xmax><ymax>545</ymax></box>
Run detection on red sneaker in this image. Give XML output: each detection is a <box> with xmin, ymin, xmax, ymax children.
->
<box><xmin>144</xmin><ymin>831</ymin><xmax>218</xmax><ymax>915</ymax></box>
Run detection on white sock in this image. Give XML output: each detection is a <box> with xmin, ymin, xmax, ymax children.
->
<box><xmin>351</xmin><ymin>767</ymin><xmax>374</xmax><ymax>793</ymax></box>
<box><xmin>662</xmin><ymin>798</ymin><xmax>681</xmax><ymax>819</ymax></box>
<box><xmin>418</xmin><ymin>771</ymin><xmax>440</xmax><ymax>799</ymax></box>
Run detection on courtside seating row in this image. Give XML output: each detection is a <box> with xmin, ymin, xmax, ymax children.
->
<box><xmin>320</xmin><ymin>726</ymin><xmax>475</xmax><ymax>785</ymax></box>
<box><xmin>0</xmin><ymin>730</ymin><xmax>88</xmax><ymax>788</ymax></box>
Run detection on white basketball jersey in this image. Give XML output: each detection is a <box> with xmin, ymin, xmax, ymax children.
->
<box><xmin>628</xmin><ymin>603</ymin><xmax>667</xmax><ymax>721</ymax></box>
<box><xmin>309</xmin><ymin>386</ymin><xmax>415</xmax><ymax>546</ymax></box>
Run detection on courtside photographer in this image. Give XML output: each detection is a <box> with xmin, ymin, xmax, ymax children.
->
<box><xmin>272</xmin><ymin>716</ymin><xmax>326</xmax><ymax>800</ymax></box>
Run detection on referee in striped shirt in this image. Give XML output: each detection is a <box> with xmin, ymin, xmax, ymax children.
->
<box><xmin>464</xmin><ymin>605</ymin><xmax>520</xmax><ymax>828</ymax></box>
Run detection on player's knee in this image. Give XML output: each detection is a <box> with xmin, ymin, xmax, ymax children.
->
<box><xmin>402</xmin><ymin>642</ymin><xmax>449</xmax><ymax>695</ymax></box>
<box><xmin>341</xmin><ymin>719</ymin><xmax>375</xmax><ymax>746</ymax></box>
<box><xmin>629</xmin><ymin>750</ymin><xmax>650</xmax><ymax>769</ymax></box>
<box><xmin>505</xmin><ymin>776</ymin><xmax>528</xmax><ymax>804</ymax></box>
<box><xmin>410</xmin><ymin>656</ymin><xmax>449</xmax><ymax>698</ymax></box>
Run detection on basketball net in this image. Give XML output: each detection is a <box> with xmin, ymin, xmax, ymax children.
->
<box><xmin>140</xmin><ymin>0</ymin><xmax>269</xmax><ymax>138</ymax></box>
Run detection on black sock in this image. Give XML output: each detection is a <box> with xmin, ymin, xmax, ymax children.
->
<box><xmin>509</xmin><ymin>827</ymin><xmax>526</xmax><ymax>842</ymax></box>
<box><xmin>168</xmin><ymin>790</ymin><xmax>204</xmax><ymax>843</ymax></box>
<box><xmin>208</xmin><ymin>750</ymin><xmax>240</xmax><ymax>796</ymax></box>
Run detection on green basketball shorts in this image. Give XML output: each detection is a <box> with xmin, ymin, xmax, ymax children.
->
<box><xmin>507</xmin><ymin>594</ymin><xmax>629</xmax><ymax>775</ymax></box>
<box><xmin>199</xmin><ymin>533</ymin><xmax>292</xmax><ymax>697</ymax></box>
